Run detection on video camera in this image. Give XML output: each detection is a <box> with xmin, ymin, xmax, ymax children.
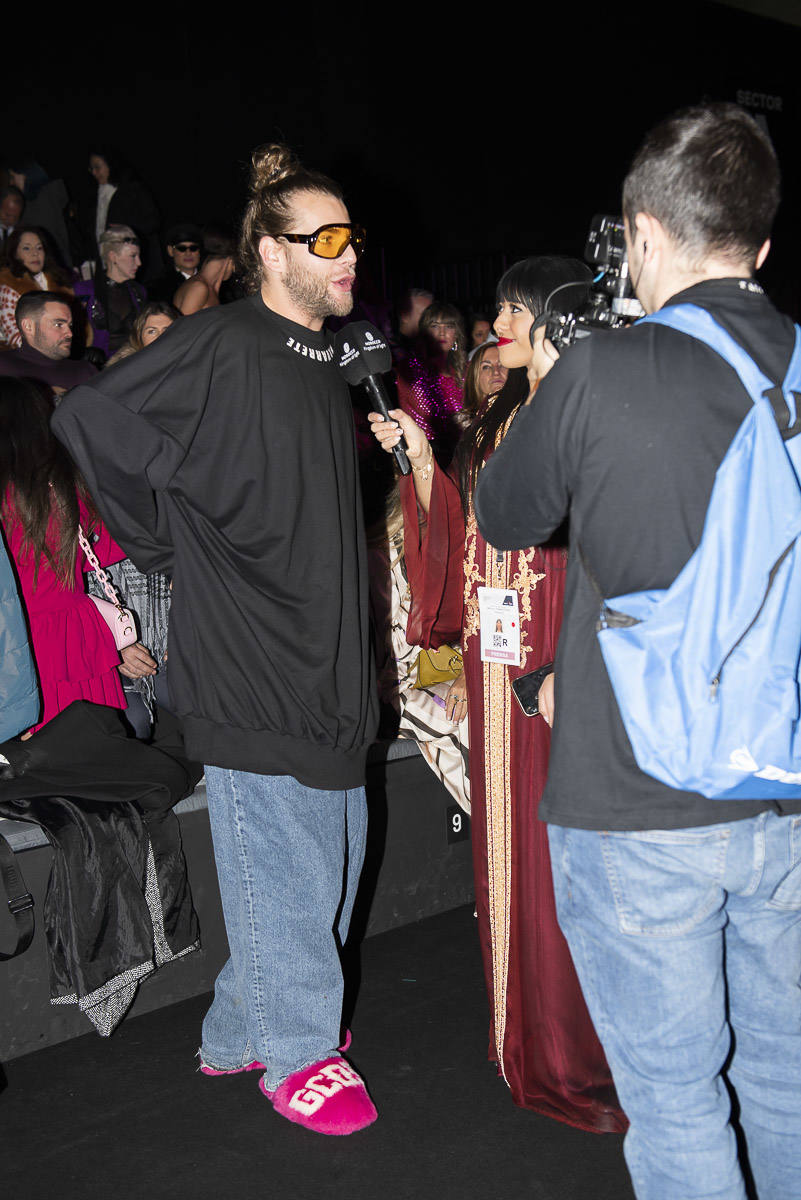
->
<box><xmin>538</xmin><ymin>214</ymin><xmax>645</xmax><ymax>352</ymax></box>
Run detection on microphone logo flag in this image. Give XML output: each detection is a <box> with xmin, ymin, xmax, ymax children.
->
<box><xmin>337</xmin><ymin>340</ymin><xmax>361</xmax><ymax>370</ymax></box>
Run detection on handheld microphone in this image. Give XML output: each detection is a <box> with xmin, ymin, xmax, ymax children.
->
<box><xmin>333</xmin><ymin>322</ymin><xmax>411</xmax><ymax>475</ymax></box>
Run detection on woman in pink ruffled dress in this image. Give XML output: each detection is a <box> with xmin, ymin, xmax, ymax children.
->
<box><xmin>0</xmin><ymin>378</ymin><xmax>154</xmax><ymax>732</ymax></box>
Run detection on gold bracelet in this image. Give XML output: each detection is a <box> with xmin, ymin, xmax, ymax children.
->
<box><xmin>411</xmin><ymin>447</ymin><xmax>434</xmax><ymax>481</ymax></box>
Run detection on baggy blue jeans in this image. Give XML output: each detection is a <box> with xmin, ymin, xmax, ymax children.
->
<box><xmin>548</xmin><ymin>812</ymin><xmax>801</xmax><ymax>1200</ymax></box>
<box><xmin>200</xmin><ymin>766</ymin><xmax>367</xmax><ymax>1091</ymax></box>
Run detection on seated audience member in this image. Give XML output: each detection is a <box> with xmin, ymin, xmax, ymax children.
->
<box><xmin>468</xmin><ymin>312</ymin><xmax>494</xmax><ymax>350</ymax></box>
<box><xmin>148</xmin><ymin>223</ymin><xmax>203</xmax><ymax>302</ymax></box>
<box><xmin>8</xmin><ymin>160</ymin><xmax>73</xmax><ymax>269</ymax></box>
<box><xmin>106</xmin><ymin>300</ymin><xmax>181</xmax><ymax>365</ymax></box>
<box><xmin>458</xmin><ymin>338</ymin><xmax>508</xmax><ymax>427</ymax></box>
<box><xmin>393</xmin><ymin>286</ymin><xmax>433</xmax><ymax>360</ymax></box>
<box><xmin>82</xmin><ymin>147</ymin><xmax>162</xmax><ymax>280</ymax></box>
<box><xmin>202</xmin><ymin>223</ymin><xmax>234</xmax><ymax>256</ymax></box>
<box><xmin>0</xmin><ymin>226</ymin><xmax>75</xmax><ymax>349</ymax></box>
<box><xmin>0</xmin><ymin>378</ymin><xmax>156</xmax><ymax>734</ymax></box>
<box><xmin>174</xmin><ymin>255</ymin><xmax>234</xmax><ymax>314</ymax></box>
<box><xmin>0</xmin><ymin>185</ymin><xmax>25</xmax><ymax>249</ymax></box>
<box><xmin>202</xmin><ymin>224</ymin><xmax>244</xmax><ymax>304</ymax></box>
<box><xmin>0</xmin><ymin>291</ymin><xmax>97</xmax><ymax>394</ymax></box>
<box><xmin>396</xmin><ymin>300</ymin><xmax>466</xmax><ymax>463</ymax></box>
<box><xmin>74</xmin><ymin>224</ymin><xmax>147</xmax><ymax>359</ymax></box>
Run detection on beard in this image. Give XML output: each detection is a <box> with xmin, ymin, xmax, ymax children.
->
<box><xmin>282</xmin><ymin>255</ymin><xmax>354</xmax><ymax>322</ymax></box>
<box><xmin>34</xmin><ymin>333</ymin><xmax>71</xmax><ymax>359</ymax></box>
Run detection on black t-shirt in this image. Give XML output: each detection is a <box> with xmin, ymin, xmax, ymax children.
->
<box><xmin>474</xmin><ymin>277</ymin><xmax>801</xmax><ymax>830</ymax></box>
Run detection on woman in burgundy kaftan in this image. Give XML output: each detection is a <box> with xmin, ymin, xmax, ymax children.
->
<box><xmin>372</xmin><ymin>258</ymin><xmax>626</xmax><ymax>1133</ymax></box>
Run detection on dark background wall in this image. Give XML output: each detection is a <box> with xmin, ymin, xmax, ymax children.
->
<box><xmin>4</xmin><ymin>1</ymin><xmax>800</xmax><ymax>310</ymax></box>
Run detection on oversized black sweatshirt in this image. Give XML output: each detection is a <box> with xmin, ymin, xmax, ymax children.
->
<box><xmin>53</xmin><ymin>294</ymin><xmax>378</xmax><ymax>788</ymax></box>
<box><xmin>474</xmin><ymin>278</ymin><xmax>801</xmax><ymax>830</ymax></box>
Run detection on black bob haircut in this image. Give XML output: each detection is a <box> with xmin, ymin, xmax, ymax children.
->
<box><xmin>623</xmin><ymin>102</ymin><xmax>780</xmax><ymax>265</ymax></box>
<box><xmin>495</xmin><ymin>254</ymin><xmax>591</xmax><ymax>319</ymax></box>
<box><xmin>456</xmin><ymin>256</ymin><xmax>591</xmax><ymax>509</ymax></box>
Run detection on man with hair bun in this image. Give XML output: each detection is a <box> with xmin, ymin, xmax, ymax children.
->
<box><xmin>53</xmin><ymin>143</ymin><xmax>378</xmax><ymax>1135</ymax></box>
<box><xmin>474</xmin><ymin>103</ymin><xmax>801</xmax><ymax>1198</ymax></box>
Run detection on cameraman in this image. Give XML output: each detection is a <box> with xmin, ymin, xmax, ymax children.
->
<box><xmin>474</xmin><ymin>104</ymin><xmax>801</xmax><ymax>1200</ymax></box>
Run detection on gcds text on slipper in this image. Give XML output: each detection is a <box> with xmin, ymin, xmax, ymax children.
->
<box><xmin>260</xmin><ymin>1055</ymin><xmax>377</xmax><ymax>1135</ymax></box>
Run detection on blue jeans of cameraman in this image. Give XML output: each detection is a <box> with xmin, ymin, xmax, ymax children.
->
<box><xmin>200</xmin><ymin>766</ymin><xmax>367</xmax><ymax>1091</ymax></box>
<box><xmin>548</xmin><ymin>811</ymin><xmax>801</xmax><ymax>1200</ymax></box>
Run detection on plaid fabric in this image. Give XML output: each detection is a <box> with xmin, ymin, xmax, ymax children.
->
<box><xmin>87</xmin><ymin>559</ymin><xmax>171</xmax><ymax>716</ymax></box>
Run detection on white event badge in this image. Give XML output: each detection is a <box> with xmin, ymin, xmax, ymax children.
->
<box><xmin>478</xmin><ymin>587</ymin><xmax>521</xmax><ymax>666</ymax></box>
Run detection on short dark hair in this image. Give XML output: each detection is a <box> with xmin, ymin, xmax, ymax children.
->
<box><xmin>397</xmin><ymin>287</ymin><xmax>433</xmax><ymax>318</ymax></box>
<box><xmin>0</xmin><ymin>184</ymin><xmax>24</xmax><ymax>206</ymax></box>
<box><xmin>15</xmin><ymin>290</ymin><xmax>70</xmax><ymax>330</ymax></box>
<box><xmin>623</xmin><ymin>102</ymin><xmax>780</xmax><ymax>264</ymax></box>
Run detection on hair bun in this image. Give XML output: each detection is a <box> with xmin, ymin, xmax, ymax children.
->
<box><xmin>250</xmin><ymin>144</ymin><xmax>298</xmax><ymax>194</ymax></box>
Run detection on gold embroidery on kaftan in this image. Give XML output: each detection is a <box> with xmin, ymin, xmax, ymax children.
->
<box><xmin>463</xmin><ymin>510</ymin><xmax>482</xmax><ymax>642</ymax></box>
<box><xmin>512</xmin><ymin>549</ymin><xmax>545</xmax><ymax>671</ymax></box>
<box><xmin>482</xmin><ymin>536</ymin><xmax>513</xmax><ymax>1082</ymax></box>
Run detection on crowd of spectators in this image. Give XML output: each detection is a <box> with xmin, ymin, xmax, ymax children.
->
<box><xmin>0</xmin><ymin>151</ymin><xmax>493</xmax><ymax>396</ymax></box>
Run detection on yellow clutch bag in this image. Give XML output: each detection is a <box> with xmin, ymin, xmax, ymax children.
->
<box><xmin>415</xmin><ymin>646</ymin><xmax>463</xmax><ymax>689</ymax></box>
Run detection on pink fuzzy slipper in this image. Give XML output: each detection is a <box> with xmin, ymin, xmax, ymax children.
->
<box><xmin>260</xmin><ymin>1056</ymin><xmax>377</xmax><ymax>1135</ymax></box>
<box><xmin>199</xmin><ymin>1030</ymin><xmax>351</xmax><ymax>1078</ymax></box>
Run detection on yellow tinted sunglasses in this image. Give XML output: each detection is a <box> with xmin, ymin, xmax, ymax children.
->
<box><xmin>282</xmin><ymin>223</ymin><xmax>366</xmax><ymax>260</ymax></box>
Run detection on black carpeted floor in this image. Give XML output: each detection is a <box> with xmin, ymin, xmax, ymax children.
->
<box><xmin>1</xmin><ymin>905</ymin><xmax>634</xmax><ymax>1200</ymax></box>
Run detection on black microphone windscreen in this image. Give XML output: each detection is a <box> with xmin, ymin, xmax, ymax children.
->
<box><xmin>333</xmin><ymin>322</ymin><xmax>393</xmax><ymax>385</ymax></box>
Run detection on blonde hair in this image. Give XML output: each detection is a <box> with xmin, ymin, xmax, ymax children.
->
<box><xmin>238</xmin><ymin>143</ymin><xmax>344</xmax><ymax>294</ymax></box>
<box><xmin>99</xmin><ymin>224</ymin><xmax>138</xmax><ymax>270</ymax></box>
<box><xmin>462</xmin><ymin>340</ymin><xmax>500</xmax><ymax>422</ymax></box>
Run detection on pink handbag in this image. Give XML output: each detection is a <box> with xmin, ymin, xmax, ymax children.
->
<box><xmin>77</xmin><ymin>525</ymin><xmax>137</xmax><ymax>651</ymax></box>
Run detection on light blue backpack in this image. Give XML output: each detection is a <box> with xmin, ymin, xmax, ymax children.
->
<box><xmin>594</xmin><ymin>302</ymin><xmax>801</xmax><ymax>800</ymax></box>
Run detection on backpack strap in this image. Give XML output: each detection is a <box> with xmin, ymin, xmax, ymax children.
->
<box><xmin>767</xmin><ymin>329</ymin><xmax>801</xmax><ymax>439</ymax></box>
<box><xmin>0</xmin><ymin>829</ymin><xmax>35</xmax><ymax>960</ymax></box>
<box><xmin>643</xmin><ymin>303</ymin><xmax>801</xmax><ymax>437</ymax></box>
